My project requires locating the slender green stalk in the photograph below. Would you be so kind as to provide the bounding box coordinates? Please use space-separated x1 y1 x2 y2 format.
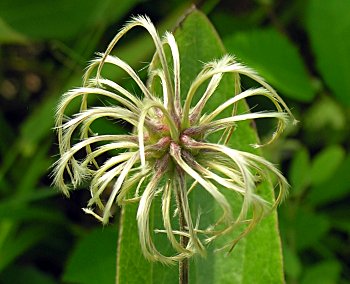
174 168 189 284
179 256 189 284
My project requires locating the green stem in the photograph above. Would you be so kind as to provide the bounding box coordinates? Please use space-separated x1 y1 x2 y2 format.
174 168 189 284
179 256 189 284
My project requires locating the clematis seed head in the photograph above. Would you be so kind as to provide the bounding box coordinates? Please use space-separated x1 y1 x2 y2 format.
52 15 296 264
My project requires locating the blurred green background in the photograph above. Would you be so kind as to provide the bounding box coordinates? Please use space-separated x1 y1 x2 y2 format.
0 0 349 283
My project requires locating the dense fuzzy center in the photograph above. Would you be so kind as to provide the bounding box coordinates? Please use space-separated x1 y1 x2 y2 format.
143 109 205 172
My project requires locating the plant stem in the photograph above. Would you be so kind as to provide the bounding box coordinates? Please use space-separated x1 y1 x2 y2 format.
179 219 189 284
175 168 189 284
179 256 189 284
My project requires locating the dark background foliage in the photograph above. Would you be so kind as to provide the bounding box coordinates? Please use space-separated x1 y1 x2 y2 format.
0 0 349 283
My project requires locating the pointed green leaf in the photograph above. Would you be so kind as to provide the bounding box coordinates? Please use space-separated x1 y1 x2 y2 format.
0 0 140 40
0 17 27 43
224 29 315 102
301 261 341 284
292 209 330 251
288 147 311 196
63 227 118 284
310 145 345 186
283 246 302 279
1 265 56 284
118 9 285 284
308 155 350 206
0 225 49 272
304 96 346 132
307 0 350 104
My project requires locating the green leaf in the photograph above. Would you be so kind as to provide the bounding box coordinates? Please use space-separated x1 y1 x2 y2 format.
0 187 59 205
310 145 345 186
0 0 140 40
301 261 341 284
288 147 311 196
0 225 49 272
303 96 347 146
283 245 302 279
63 227 118 284
0 111 14 156
118 9 285 284
0 17 27 43
293 209 330 251
1 265 56 284
308 155 350 206
307 0 350 104
117 206 147 283
16 143 52 194
304 96 346 132
333 218 350 235
224 29 315 101
0 205 65 223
